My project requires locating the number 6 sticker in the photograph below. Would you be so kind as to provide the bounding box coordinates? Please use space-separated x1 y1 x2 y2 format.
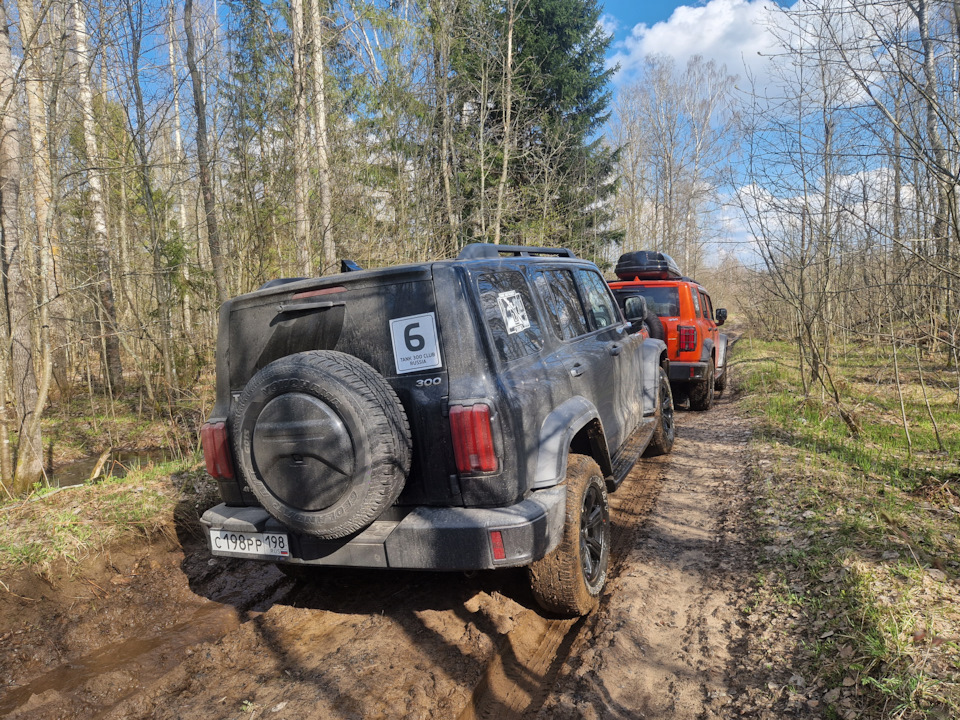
390 313 442 374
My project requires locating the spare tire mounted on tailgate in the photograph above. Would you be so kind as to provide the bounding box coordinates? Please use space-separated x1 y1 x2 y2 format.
231 350 412 539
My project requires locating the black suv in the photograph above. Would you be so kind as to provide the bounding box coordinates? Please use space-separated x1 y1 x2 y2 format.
200 244 674 616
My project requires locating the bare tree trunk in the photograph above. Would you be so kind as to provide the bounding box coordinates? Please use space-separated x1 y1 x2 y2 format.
432 0 459 253
168 1 192 330
16 0 54 452
0 0 44 491
493 0 516 245
0 356 12 493
72 0 123 395
290 0 312 275
126 0 176 396
184 0 228 304
308 0 335 273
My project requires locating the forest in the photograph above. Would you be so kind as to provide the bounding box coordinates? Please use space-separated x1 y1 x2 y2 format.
1 0 958 495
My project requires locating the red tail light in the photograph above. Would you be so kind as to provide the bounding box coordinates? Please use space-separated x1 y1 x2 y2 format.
678 326 697 352
201 421 235 480
449 404 498 473
490 530 506 560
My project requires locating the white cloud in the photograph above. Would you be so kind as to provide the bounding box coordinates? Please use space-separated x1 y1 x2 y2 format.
599 13 619 38
610 0 787 85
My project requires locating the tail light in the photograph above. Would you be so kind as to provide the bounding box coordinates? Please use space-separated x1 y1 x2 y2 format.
449 404 498 473
490 530 507 560
201 421 235 480
678 326 697 352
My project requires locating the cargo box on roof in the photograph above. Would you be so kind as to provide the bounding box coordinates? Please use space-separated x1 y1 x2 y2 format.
614 251 682 281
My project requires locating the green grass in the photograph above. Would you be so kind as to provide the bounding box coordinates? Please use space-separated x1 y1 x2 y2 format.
0 457 207 574
737 337 960 719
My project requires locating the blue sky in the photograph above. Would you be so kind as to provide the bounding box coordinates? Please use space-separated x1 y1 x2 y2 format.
597 0 791 86
602 0 690 32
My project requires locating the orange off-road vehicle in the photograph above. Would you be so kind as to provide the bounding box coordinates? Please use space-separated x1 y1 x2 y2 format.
608 251 728 411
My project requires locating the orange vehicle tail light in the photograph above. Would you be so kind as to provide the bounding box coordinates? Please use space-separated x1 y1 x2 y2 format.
201 422 235 480
678 326 697 352
449 404 498 473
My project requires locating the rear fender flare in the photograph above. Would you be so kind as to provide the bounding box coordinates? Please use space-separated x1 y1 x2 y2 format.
702 336 715 365
533 397 611 488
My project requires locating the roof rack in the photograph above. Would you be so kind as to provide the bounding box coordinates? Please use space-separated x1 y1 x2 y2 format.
456 243 577 260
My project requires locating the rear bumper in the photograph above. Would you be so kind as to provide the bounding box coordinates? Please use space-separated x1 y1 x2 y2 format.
668 361 707 383
200 485 567 571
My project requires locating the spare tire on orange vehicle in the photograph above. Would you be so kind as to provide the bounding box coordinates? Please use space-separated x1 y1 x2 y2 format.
230 350 412 539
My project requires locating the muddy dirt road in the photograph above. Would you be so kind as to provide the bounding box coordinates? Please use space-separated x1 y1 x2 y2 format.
1 391 759 720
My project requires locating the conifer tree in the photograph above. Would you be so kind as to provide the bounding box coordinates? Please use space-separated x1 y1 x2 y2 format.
511 0 619 258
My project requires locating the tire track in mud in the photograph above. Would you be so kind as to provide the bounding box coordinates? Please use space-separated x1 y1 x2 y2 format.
536 391 755 720
455 454 670 720
2 424 680 720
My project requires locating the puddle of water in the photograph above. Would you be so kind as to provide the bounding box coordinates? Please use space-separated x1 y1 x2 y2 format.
50 449 178 487
0 602 240 716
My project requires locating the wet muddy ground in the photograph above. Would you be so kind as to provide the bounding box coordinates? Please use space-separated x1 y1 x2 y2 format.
0 390 762 720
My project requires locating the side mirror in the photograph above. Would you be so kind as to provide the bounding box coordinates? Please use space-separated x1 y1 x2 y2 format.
624 295 648 321
715 308 727 326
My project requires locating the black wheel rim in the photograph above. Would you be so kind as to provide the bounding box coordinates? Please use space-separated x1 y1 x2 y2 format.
580 484 607 585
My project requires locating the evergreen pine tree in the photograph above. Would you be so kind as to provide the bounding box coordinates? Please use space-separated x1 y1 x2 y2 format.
511 0 620 260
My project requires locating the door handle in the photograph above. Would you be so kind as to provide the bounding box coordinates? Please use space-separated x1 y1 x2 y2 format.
570 362 584 377
609 343 622 357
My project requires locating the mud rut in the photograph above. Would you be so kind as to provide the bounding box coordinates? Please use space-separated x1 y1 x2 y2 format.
0 392 753 720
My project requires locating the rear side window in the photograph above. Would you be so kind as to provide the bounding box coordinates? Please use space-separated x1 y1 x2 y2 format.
577 270 620 330
478 272 544 363
618 286 680 317
700 291 713 320
531 269 588 340
690 287 701 317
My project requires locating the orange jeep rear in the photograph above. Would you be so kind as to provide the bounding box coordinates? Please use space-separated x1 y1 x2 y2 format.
609 251 728 411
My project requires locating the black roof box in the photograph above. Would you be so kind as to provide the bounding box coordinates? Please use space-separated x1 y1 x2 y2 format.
614 251 682 281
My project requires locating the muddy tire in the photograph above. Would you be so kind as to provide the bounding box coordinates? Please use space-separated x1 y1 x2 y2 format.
689 357 715 411
644 312 665 341
231 351 411 539
528 455 610 617
644 366 675 457
714 364 727 395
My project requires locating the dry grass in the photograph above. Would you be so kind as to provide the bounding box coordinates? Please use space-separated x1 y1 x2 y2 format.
736 338 960 719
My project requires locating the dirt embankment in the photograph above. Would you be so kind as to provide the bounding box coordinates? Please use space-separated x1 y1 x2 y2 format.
1 389 773 720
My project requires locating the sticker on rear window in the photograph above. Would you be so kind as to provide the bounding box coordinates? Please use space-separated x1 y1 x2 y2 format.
390 313 442 374
497 290 530 335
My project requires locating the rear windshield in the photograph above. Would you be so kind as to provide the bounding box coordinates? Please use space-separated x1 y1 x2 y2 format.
617 286 680 317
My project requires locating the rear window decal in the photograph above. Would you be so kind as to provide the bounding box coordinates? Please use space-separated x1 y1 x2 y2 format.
497 290 531 335
390 313 442 374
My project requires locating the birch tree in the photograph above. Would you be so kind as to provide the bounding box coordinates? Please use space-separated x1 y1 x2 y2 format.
0 0 44 490
72 0 123 394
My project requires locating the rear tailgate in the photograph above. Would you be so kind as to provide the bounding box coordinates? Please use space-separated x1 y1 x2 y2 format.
222 267 463 507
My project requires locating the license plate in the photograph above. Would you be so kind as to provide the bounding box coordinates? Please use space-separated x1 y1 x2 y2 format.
210 529 290 558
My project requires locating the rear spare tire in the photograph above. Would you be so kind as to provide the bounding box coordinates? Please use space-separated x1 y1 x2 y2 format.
644 312 665 341
231 350 411 539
